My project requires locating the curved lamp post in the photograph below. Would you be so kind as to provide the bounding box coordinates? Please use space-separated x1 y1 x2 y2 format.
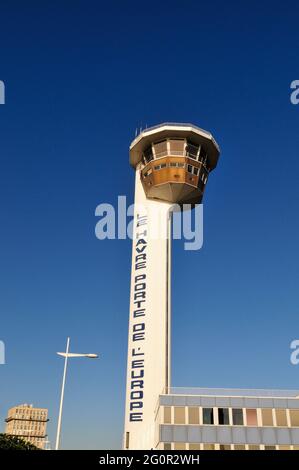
55 337 98 450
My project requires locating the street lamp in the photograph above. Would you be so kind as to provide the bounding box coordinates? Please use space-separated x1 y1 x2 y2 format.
55 337 98 450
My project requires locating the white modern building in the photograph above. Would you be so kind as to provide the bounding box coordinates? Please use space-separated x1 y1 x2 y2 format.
155 387 299 450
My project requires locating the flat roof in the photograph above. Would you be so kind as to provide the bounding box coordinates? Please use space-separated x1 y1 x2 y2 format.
161 387 299 399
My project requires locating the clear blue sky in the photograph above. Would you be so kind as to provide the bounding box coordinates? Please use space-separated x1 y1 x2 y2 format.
0 0 299 450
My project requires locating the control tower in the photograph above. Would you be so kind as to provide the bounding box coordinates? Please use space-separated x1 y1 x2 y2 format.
124 123 220 449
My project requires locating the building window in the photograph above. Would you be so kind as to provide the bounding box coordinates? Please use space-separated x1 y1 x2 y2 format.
234 445 246 450
218 408 229 425
169 139 185 155
248 445 260 450
154 163 167 171
188 444 200 450
219 445 231 450
187 164 193 173
199 147 207 163
188 407 199 425
203 408 214 425
186 141 199 160
143 146 153 163
174 443 186 450
203 444 215 450
170 162 185 168
153 140 168 158
264 446 276 450
232 408 243 425
275 409 287 427
246 409 258 426
261 409 273 426
164 407 171 424
174 407 185 424
164 443 171 450
193 167 199 176
290 410 299 426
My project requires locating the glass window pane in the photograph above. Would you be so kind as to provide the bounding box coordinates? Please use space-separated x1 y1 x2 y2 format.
186 141 199 159
199 146 207 162
220 445 231 450
218 408 230 425
248 445 260 450
203 444 215 450
164 443 171 450
187 164 193 173
174 407 185 424
203 408 214 425
246 409 257 426
189 444 201 450
290 410 299 426
169 139 185 155
164 407 171 424
232 409 243 425
154 140 168 158
261 409 273 426
143 146 153 163
174 443 185 450
234 445 246 450
188 407 199 424
275 409 287 427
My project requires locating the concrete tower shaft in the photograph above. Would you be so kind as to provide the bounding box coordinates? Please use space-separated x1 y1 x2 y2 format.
124 123 220 450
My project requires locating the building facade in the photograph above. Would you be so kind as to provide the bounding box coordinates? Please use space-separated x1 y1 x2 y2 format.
155 388 299 450
5 403 49 449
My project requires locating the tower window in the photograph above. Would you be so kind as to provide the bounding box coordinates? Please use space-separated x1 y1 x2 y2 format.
186 141 199 159
169 139 185 155
153 140 168 158
187 164 193 173
143 146 153 163
199 146 207 163
154 163 167 170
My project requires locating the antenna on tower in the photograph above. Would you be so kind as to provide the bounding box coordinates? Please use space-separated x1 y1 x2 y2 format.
135 128 138 137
